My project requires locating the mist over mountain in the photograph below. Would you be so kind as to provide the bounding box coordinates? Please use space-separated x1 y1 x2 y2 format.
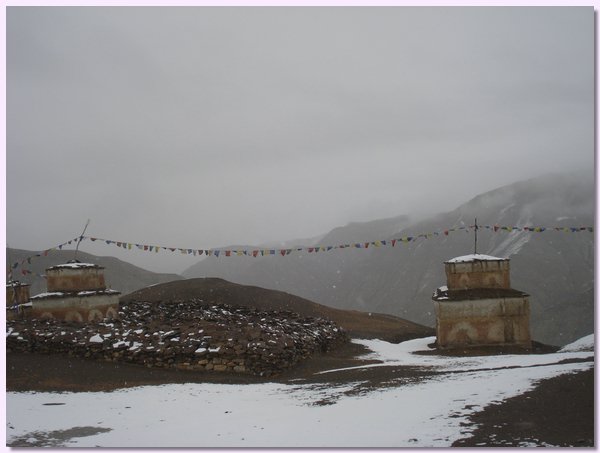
6 249 183 296
183 172 594 346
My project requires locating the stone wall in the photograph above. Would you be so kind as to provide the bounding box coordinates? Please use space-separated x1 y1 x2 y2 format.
6 299 349 377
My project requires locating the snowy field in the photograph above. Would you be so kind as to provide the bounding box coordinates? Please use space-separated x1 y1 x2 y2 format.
6 335 594 448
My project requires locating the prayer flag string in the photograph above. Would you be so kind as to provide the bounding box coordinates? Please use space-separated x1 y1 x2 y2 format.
7 224 593 278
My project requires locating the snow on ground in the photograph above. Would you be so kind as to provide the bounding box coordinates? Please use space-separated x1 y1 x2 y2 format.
6 335 594 448
322 336 594 374
559 333 594 352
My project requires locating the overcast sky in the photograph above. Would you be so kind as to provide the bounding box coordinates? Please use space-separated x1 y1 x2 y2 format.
6 6 594 273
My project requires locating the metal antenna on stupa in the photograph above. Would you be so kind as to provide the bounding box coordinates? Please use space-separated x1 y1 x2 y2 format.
473 217 478 255
72 219 90 262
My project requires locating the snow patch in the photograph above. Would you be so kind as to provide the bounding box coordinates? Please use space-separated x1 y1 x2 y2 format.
446 254 505 263
559 334 594 352
30 292 65 299
89 334 103 343
50 262 100 269
129 342 143 351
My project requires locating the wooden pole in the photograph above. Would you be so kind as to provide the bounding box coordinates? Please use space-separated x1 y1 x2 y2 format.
474 217 478 255
73 219 90 262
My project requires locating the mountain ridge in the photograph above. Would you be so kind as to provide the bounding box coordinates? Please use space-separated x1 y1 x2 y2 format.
183 171 594 346
6 248 183 296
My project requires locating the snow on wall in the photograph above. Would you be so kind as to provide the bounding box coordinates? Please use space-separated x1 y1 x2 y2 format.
446 254 506 263
49 263 102 269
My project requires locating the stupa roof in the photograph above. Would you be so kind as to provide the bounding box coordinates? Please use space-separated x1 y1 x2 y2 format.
445 254 507 264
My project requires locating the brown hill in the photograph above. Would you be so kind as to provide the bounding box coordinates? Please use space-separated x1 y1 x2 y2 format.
121 278 433 342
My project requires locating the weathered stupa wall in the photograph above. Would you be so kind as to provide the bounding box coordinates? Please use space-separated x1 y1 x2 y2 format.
434 297 531 348
445 259 510 290
27 262 120 322
46 266 106 292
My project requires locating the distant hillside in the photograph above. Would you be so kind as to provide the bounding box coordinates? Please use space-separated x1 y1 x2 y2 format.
6 248 183 296
182 172 594 346
121 278 434 342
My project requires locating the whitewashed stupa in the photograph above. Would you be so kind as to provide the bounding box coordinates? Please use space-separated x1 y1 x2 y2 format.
28 260 120 322
432 254 531 349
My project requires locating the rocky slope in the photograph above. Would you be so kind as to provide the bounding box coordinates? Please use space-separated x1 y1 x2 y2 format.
7 278 432 377
121 277 434 342
7 300 347 378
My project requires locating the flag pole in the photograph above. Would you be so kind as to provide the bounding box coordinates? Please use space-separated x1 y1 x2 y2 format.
474 217 478 255
73 219 90 262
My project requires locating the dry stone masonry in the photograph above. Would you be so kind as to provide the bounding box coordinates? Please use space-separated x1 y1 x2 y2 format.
6 299 348 377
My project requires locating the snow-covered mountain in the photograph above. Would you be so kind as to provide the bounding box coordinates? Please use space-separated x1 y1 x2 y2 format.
183 172 594 346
